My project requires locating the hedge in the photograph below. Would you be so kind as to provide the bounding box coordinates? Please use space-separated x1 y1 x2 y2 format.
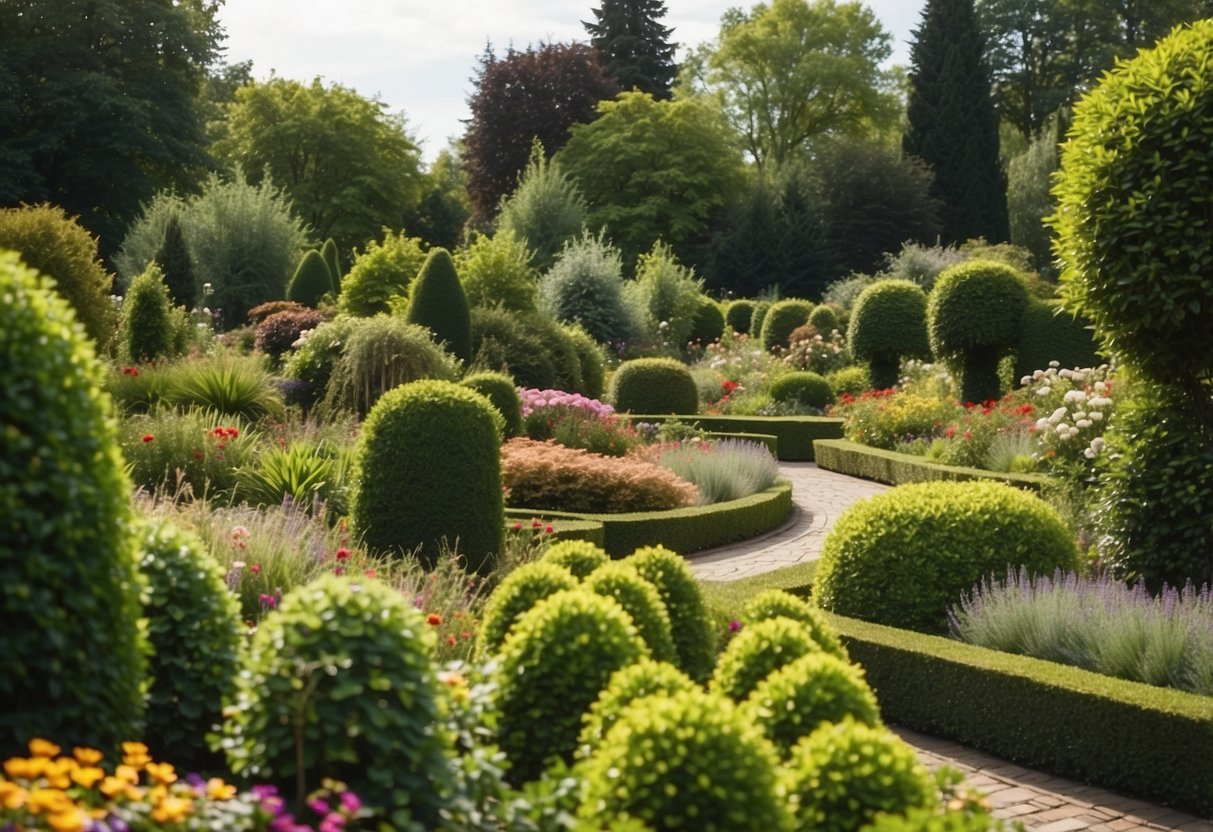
503 515 606 549
812 439 1049 491
628 415 843 461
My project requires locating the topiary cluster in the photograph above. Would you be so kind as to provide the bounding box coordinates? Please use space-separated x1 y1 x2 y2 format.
726 299 756 334
476 561 579 656
848 280 931 390
585 561 677 664
610 357 699 415
741 590 847 660
808 304 840 336
687 296 725 347
541 538 610 579
120 264 176 363
768 371 834 409
749 300 772 341
1013 301 1101 381
578 659 698 753
759 299 814 353
286 249 335 307
254 308 326 363
406 247 473 364
711 617 825 702
461 370 524 437
814 480 1081 632
627 546 717 682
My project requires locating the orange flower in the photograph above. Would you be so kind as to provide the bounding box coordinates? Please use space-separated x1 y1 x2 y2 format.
72 748 103 766
120 743 149 768
205 777 236 801
0 781 27 809
70 767 104 789
28 739 60 759
144 761 176 786
426 613 442 626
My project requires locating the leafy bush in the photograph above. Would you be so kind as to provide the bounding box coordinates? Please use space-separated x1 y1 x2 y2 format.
726 299 756 334
338 230 427 317
164 353 285 421
286 249 335 307
610 357 699 415
585 561 678 663
539 231 639 345
808 304 840 335
880 241 966 292
462 371 524 437
749 300 772 339
783 325 850 376
477 561 578 656
827 365 871 398
833 388 961 450
564 324 607 399
496 142 588 273
233 440 350 516
120 409 255 499
741 590 847 660
647 439 778 504
688 296 726 347
578 659 697 753
405 247 472 364
769 371 834 409
279 316 359 409
254 308 326 363
712 617 826 701
759 299 814 353
247 300 307 324
849 280 932 389
469 307 582 392
456 229 539 312
814 481 1081 632
625 241 704 348
541 538 610 578
120 264 176 363
1013 301 1101 384
627 546 717 682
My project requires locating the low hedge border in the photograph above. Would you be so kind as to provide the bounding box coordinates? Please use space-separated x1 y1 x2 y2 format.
813 439 1051 490
825 611 1213 816
504 516 606 548
506 479 793 556
628 415 843 461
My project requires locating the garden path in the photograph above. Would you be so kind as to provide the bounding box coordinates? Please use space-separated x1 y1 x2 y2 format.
689 462 1212 831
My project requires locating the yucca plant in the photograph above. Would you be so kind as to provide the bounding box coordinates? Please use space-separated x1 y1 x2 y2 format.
234 441 351 516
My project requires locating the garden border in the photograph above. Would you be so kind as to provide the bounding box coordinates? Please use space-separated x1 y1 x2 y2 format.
813 438 1050 490
626 414 843 461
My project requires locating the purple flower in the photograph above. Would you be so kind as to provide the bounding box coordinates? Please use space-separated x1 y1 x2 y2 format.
339 791 362 814
307 798 331 816
728 619 742 632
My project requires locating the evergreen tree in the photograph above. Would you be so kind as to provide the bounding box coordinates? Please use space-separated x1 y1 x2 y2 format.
154 213 196 309
903 0 1008 245
583 0 678 100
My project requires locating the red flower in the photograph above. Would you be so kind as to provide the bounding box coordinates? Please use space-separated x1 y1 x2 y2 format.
141 434 154 443
544 525 554 534
122 367 140 377
531 518 542 528
249 564 261 574
446 635 457 646
512 521 523 531
333 566 344 576
364 569 376 578
334 547 351 561
426 613 443 626
192 450 204 460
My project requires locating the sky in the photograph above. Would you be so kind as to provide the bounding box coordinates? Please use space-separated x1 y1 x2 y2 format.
217 0 924 163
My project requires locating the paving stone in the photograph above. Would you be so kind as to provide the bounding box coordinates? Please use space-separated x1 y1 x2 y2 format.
1032 819 1093 832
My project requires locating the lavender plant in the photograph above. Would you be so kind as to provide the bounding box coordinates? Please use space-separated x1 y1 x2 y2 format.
648 439 779 504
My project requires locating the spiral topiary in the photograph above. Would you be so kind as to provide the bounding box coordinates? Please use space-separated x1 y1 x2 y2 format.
808 304 840 336
494 590 649 782
476 561 578 656
541 538 610 579
610 357 699 415
406 247 473 364
782 719 937 832
759 299 814 352
711 617 825 702
741 590 846 660
768 371 834 409
138 518 242 771
626 546 716 682
579 690 790 831
286 249 335 307
120 263 176 363
350 379 504 572
848 280 931 390
726 299 756 334
578 659 698 753
585 561 677 664
740 652 881 754
461 370 524 437
0 251 145 755
221 574 453 824
814 480 1081 632
687 296 725 347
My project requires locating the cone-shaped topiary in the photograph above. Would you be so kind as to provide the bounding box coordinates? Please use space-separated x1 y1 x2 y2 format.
138 518 241 771
406 247 473 364
579 690 791 831
759 299 814 352
221 574 453 821
627 546 716 682
320 237 342 289
610 357 699 415
849 280 931 390
0 251 145 755
741 590 846 660
286 249 335 308
808 304 840 336
494 590 649 782
462 370 524 437
726 299 756 334
351 379 504 571
154 213 196 309
585 561 677 664
578 659 698 754
541 538 610 579
121 263 175 363
711 617 825 702
477 561 578 656
768 371 834 409
688 296 725 347
1013 300 1101 381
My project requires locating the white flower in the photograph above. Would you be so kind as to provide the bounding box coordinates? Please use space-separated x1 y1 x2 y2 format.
1090 437 1106 452
1049 407 1068 425
1089 412 1104 422
1093 381 1108 394
1020 375 1033 386
1036 386 1053 396
1075 419 1093 429
1049 360 1060 368
1033 369 1046 380
1035 417 1050 431
1064 390 1087 404
1084 447 1098 459
1072 411 1087 421
1088 396 1113 409
1060 368 1074 379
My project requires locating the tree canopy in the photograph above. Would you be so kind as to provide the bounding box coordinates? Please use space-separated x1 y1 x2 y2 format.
584 0 679 99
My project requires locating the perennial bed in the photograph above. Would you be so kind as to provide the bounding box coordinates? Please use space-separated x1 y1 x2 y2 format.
813 438 1049 490
626 414 843 461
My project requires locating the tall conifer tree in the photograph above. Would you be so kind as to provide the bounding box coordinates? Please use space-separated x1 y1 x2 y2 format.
583 0 678 100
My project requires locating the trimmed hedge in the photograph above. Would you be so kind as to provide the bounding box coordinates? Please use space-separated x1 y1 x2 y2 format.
629 414 843 461
813 439 1049 491
505 512 605 548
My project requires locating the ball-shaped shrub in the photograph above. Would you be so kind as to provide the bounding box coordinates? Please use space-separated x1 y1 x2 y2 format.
351 379 504 572
782 719 936 832
741 590 846 660
221 574 452 821
711 617 825 701
138 519 242 770
578 659 697 752
564 324 607 399
848 280 931 390
406 247 473 364
541 538 610 579
585 561 677 664
0 251 144 754
610 357 699 415
768 371 834 409
477 561 578 656
338 230 426 317
759 299 814 352
579 690 790 831
808 304 840 336
815 481 1081 632
749 300 772 340
120 264 176 363
462 370 524 437
286 249 335 307
687 296 725 346
627 546 716 682
255 308 326 363
726 299 756 334
827 365 871 398
740 652 881 754
927 261 1029 404
1013 300 1101 381
494 590 649 782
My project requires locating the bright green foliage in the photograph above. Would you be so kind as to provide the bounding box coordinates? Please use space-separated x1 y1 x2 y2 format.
0 252 144 754
726 299 756 333
741 590 847 660
1007 113 1064 274
849 280 931 389
815 481 1080 632
862 806 1005 832
712 617 825 701
155 213 196 308
750 300 773 338
579 690 791 831
234 440 349 516
119 408 255 499
470 307 584 392
808 304 840 335
539 231 639 345
579 659 697 752
927 260 1029 403
610 357 699 414
456 230 539 313
477 561 579 656
564 324 608 398
585 561 678 663
286 249 334 307
769 371 834 409
496 143 588 273
281 316 359 409
494 590 649 782
626 241 705 347
627 546 717 682
339 230 427 317
120 264 176 363
138 519 241 771
165 353 285 422
221 574 452 824
760 299 814 352
828 365 871 398
783 719 936 831
1013 301 1100 380
541 539 611 579
688 297 726 347
405 248 473 364
351 380 504 571
740 652 881 753
584 0 678 99
462 371 524 437
320 237 342 287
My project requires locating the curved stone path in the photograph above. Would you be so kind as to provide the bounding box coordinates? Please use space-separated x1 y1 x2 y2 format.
689 463 1212 831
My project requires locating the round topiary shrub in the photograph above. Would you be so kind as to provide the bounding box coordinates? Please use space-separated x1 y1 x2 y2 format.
782 719 937 832
406 247 473 364
476 561 579 656
564 324 607 398
578 659 697 753
687 296 725 347
462 370 524 437
255 308 327 363
741 590 846 660
120 263 176 363
584 561 677 664
626 546 716 682
808 304 840 336
0 251 145 754
541 538 610 579
815 481 1081 632
848 280 931 390
221 574 452 823
711 617 825 701
138 518 242 771
350 379 504 572
1013 300 1101 381
579 690 790 831
610 357 699 415
827 365 871 399
320 237 342 287
759 299 814 352
927 261 1029 404
494 590 649 782
286 249 335 307
726 299 756 334
740 652 881 754
768 371 834 409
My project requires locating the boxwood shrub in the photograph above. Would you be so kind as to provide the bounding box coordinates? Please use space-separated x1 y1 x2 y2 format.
476 561 578 656
585 561 677 663
627 546 716 682
741 589 846 660
578 659 697 753
711 617 825 701
610 357 699 415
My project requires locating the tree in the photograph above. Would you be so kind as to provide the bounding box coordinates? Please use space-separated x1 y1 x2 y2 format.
403 146 471 251
154 212 196 308
1006 109 1066 274
0 0 223 254
904 0 1008 245
463 42 619 223
497 142 589 273
584 0 679 99
213 77 424 256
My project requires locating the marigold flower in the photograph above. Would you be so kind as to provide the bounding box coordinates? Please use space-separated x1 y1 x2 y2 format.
5 756 41 780
151 795 193 825
426 613 442 626
144 761 176 785
28 739 61 758
46 808 86 832
70 766 104 789
71 747 103 766
121 742 149 768
0 780 27 809
141 434 154 443
446 635 457 646
28 787 73 814
43 758 76 789
205 777 236 800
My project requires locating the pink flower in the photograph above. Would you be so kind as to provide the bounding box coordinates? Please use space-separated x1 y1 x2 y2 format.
334 547 351 561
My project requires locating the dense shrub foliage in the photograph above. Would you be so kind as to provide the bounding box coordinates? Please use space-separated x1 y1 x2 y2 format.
726 299 756 333
477 561 579 656
470 307 583 392
848 280 931 389
285 249 335 307
120 264 176 363
769 371 834 409
461 370 524 437
585 561 678 663
254 308 326 363
541 538 610 578
760 299 814 353
627 546 717 682
578 659 698 752
610 357 699 415
405 247 473 364
1013 301 1101 383
711 616 825 701
455 230 539 313
741 590 847 660
338 230 427 317
539 231 638 345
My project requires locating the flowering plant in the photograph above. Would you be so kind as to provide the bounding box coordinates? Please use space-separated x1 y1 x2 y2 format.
782 326 850 375
518 388 640 457
1022 363 1116 474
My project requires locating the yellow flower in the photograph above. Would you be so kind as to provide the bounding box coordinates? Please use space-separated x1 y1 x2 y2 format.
72 748 103 767
3 756 41 780
27 787 73 814
46 808 87 832
120 742 150 768
144 761 177 786
151 795 193 825
205 778 237 801
70 767 105 789
43 758 77 790
28 739 61 759
0 781 27 809
114 765 141 786
99 776 143 802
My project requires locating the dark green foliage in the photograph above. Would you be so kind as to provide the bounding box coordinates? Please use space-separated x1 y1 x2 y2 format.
849 280 931 389
254 308 327 363
470 307 584 392
406 248 473 364
741 590 847 660
927 260 1029 403
154 213 196 308
760 299 814 352
121 264 175 363
494 590 648 781
768 372 834 409
338 231 427 317
583 0 678 99
280 316 359 409
585 561 677 663
808 304 840 335
0 252 144 754
462 371 524 437
579 659 697 752
627 546 716 682
687 297 725 347
286 249 334 307
138 519 241 771
750 301 772 339
726 300 756 334
320 237 342 288
221 574 453 824
541 539 611 579
564 325 608 399
351 380 504 570
1013 301 1101 379
813 438 1050 490
495 144 588 274
712 617 825 702
477 561 579 656
814 480 1080 632
539 232 639 346
610 358 699 415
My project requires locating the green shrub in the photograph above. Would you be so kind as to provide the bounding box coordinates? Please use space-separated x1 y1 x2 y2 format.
649 438 779 504
625 241 704 348
280 316 359 409
564 324 607 398
815 480 1080 632
496 142 588 273
742 590 847 660
740 652 881 753
233 440 350 516
470 307 583 392
138 518 241 770
769 371 834 409
120 264 176 363
578 659 698 752
462 370 524 437
286 249 335 307
828 365 871 398
760 299 814 353
688 296 726 347
585 561 677 663
808 304 840 335
727 299 756 334
927 261 1029 404
165 353 285 421
749 300 772 341
782 719 936 831
540 538 610 578
494 590 648 782
712 617 825 701
1013 300 1101 380
610 357 699 415
579 690 790 831
156 212 197 308
626 546 716 682
120 408 255 499
849 280 932 389
539 231 639 345
351 379 504 571
0 252 144 754
405 247 473 364
456 229 539 313
221 574 452 824
254 308 326 364
477 561 579 656
338 230 427 317
320 237 342 287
